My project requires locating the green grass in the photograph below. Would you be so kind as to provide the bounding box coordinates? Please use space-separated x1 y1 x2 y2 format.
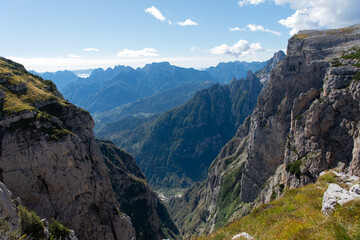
0 58 68 115
18 205 46 239
285 159 302 178
342 47 360 61
215 162 245 229
293 33 310 39
193 172 360 240
353 71 360 81
49 219 70 240
0 219 20 239
331 58 343 67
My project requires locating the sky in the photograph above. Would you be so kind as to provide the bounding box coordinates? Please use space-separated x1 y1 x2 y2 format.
1 0 359 72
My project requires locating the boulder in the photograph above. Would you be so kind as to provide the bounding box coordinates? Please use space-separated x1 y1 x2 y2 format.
322 183 360 215
232 232 254 240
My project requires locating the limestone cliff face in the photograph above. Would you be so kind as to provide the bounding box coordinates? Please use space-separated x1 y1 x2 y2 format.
97 139 180 240
0 58 135 240
169 24 360 237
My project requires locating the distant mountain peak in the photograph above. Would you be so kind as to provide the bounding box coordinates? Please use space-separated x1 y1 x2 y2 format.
141 61 172 72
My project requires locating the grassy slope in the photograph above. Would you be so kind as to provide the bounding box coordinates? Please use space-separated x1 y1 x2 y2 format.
0 57 81 141
0 57 67 114
193 172 360 240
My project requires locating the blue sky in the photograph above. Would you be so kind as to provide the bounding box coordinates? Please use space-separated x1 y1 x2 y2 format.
1 0 359 72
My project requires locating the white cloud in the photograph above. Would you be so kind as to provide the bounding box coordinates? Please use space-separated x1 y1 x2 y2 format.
68 54 80 58
236 0 360 35
247 24 282 36
275 0 360 35
117 48 159 57
238 0 266 7
229 27 246 31
83 48 99 52
229 24 281 36
177 19 199 26
210 39 263 57
145 6 166 22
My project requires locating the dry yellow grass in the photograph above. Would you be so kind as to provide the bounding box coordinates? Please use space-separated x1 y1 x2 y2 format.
0 58 67 114
193 173 360 240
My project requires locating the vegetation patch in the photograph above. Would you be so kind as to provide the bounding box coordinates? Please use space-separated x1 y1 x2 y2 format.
331 58 343 67
215 162 245 229
285 159 302 178
18 205 45 239
294 33 310 39
342 47 360 61
0 219 20 239
49 219 70 240
0 58 68 116
353 71 360 81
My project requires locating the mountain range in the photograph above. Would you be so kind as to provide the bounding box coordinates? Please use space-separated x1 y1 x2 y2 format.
205 60 267 83
62 62 219 113
29 70 81 91
32 60 268 117
96 52 284 190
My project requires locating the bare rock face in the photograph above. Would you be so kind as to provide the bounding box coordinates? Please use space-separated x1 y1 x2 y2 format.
0 57 135 240
169 24 360 237
0 182 18 226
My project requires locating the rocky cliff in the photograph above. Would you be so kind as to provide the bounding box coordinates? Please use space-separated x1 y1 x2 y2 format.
0 57 135 240
169 24 360 237
97 139 180 240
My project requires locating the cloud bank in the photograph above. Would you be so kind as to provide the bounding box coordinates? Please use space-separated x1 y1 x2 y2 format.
276 0 360 35
229 24 281 36
210 39 263 57
117 48 159 57
238 0 360 35
68 54 80 58
238 0 266 7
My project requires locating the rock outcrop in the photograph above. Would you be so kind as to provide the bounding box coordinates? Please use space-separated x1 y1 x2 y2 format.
0 182 18 227
232 232 254 240
0 57 135 239
257 50 286 84
169 24 360 237
322 183 360 215
97 139 180 240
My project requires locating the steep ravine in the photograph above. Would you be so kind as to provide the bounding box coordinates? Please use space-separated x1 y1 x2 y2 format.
98 139 180 240
169 25 360 237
